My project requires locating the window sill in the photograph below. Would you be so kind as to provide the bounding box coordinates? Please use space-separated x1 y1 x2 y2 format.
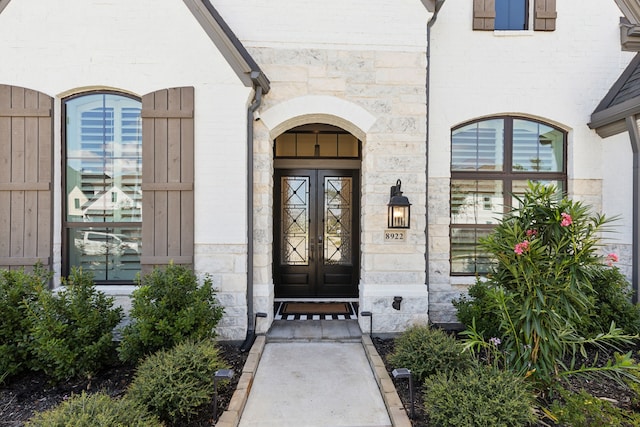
493 30 534 37
450 276 480 286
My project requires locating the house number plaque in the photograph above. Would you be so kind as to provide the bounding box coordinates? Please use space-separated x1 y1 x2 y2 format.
384 230 406 242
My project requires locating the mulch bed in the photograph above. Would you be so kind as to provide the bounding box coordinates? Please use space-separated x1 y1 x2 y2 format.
0 342 248 427
3 337 640 426
371 336 640 427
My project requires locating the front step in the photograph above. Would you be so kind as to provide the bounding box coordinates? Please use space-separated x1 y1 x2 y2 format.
266 319 363 342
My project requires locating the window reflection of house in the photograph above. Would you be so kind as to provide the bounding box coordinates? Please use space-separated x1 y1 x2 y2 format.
67 186 88 218
82 186 142 222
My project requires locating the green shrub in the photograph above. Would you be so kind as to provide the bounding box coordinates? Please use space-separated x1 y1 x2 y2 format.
118 263 224 363
26 391 163 427
26 267 123 382
549 388 640 427
423 365 536 427
0 265 50 381
586 266 640 336
127 339 229 425
452 279 500 339
387 324 472 382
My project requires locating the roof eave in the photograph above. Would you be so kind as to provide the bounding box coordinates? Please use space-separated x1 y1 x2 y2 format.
0 0 11 15
615 0 640 25
589 97 640 137
182 0 270 94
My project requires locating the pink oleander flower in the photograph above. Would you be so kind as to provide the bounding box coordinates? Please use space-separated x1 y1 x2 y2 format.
560 212 573 227
526 229 537 238
606 253 619 266
514 240 530 255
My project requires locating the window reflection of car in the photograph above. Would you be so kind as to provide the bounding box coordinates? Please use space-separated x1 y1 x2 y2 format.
75 232 140 256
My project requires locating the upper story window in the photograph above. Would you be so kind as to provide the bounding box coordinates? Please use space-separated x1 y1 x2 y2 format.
473 0 556 32
63 92 142 283
450 116 566 275
495 0 527 30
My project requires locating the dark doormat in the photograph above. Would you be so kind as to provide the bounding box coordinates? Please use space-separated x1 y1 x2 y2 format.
275 302 358 320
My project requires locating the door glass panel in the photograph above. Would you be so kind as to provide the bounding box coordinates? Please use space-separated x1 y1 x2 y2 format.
337 134 359 157
281 176 309 265
324 177 352 265
296 134 316 157
318 134 338 157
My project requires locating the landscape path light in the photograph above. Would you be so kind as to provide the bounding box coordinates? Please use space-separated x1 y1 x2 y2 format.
213 369 234 422
392 367 414 419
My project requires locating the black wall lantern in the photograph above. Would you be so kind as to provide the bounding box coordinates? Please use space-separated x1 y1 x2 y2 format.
387 179 411 229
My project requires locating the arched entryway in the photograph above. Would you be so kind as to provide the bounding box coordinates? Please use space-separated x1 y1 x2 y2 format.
273 124 361 299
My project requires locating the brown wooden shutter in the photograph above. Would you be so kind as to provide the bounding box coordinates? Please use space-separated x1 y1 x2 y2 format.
0 85 53 271
534 0 557 31
473 0 495 31
140 87 194 272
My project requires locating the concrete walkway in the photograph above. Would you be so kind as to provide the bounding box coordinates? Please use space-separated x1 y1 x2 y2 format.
215 320 410 427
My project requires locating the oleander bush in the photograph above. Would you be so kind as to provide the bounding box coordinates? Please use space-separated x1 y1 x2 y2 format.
118 263 224 363
127 339 229 425
455 183 639 386
423 364 536 427
26 391 163 427
26 267 123 382
0 265 50 382
388 324 472 382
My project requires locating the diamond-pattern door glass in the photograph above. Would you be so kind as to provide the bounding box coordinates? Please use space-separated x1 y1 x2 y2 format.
281 177 309 265
324 177 352 265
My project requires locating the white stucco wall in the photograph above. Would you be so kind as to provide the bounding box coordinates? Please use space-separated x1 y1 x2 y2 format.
0 0 253 339
428 0 636 322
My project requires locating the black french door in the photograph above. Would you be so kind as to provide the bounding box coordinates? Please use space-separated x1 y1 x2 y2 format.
274 169 359 298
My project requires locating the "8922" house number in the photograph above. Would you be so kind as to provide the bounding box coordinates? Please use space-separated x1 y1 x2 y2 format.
384 230 406 242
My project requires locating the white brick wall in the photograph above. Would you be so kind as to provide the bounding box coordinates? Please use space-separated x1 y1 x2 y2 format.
427 0 636 323
0 0 253 339
1 0 635 336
